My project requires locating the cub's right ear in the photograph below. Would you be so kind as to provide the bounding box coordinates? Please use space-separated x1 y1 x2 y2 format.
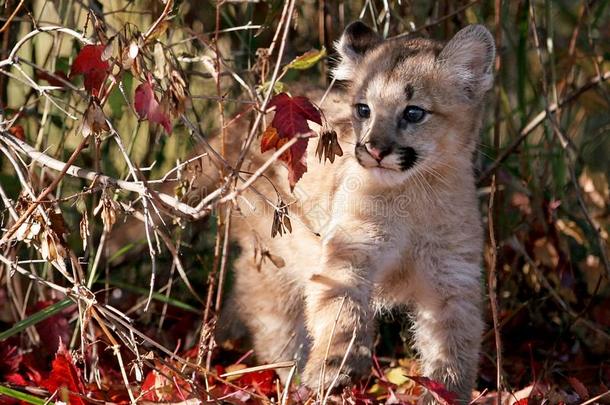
333 21 382 81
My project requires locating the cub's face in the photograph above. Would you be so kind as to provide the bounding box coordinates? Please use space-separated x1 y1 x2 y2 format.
334 22 495 185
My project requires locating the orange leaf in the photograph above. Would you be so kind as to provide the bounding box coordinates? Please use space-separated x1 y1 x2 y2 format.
261 126 279 153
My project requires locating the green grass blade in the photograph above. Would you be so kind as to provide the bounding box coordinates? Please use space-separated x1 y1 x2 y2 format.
0 385 51 405
99 279 200 313
0 298 74 341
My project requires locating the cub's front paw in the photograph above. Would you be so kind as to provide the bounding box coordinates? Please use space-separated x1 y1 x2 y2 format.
301 343 372 391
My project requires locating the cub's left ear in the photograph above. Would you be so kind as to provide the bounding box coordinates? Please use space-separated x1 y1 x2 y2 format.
333 21 382 81
437 25 496 100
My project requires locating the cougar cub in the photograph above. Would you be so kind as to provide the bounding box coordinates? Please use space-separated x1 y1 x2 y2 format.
216 22 495 402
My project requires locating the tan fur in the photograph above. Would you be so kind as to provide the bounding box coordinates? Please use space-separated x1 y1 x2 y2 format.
210 23 495 403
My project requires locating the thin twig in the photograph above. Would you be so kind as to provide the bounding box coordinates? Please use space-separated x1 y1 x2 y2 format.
487 175 503 405
477 70 610 185
0 135 89 246
1 132 200 218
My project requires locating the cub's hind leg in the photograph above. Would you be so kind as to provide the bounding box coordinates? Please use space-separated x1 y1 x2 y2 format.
215 254 308 378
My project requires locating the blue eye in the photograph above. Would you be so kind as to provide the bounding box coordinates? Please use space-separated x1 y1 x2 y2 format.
355 103 371 119
403 106 426 123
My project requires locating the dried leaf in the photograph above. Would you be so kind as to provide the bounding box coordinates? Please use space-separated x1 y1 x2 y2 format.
82 99 110 137
316 128 343 163
168 70 188 115
265 251 286 268
14 218 42 244
80 212 89 251
579 170 609 209
94 193 120 231
122 40 139 70
153 42 166 79
40 229 68 264
271 199 291 238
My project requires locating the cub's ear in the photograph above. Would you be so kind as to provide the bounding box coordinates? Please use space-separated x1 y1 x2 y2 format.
333 21 382 81
437 24 496 100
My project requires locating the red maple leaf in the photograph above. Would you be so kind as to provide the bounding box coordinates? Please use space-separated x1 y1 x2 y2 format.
69 44 109 96
235 369 276 396
406 376 458 405
134 78 172 134
261 93 321 190
140 365 191 401
41 342 86 405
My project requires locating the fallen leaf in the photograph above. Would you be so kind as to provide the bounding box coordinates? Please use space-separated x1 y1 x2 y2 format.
140 365 191 401
406 376 458 405
42 341 86 405
235 369 276 396
385 367 409 386
70 44 110 96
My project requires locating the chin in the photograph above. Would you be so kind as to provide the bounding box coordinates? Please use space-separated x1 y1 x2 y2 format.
362 165 410 188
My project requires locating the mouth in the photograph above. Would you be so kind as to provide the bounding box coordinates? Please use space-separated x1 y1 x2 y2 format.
354 144 418 172
355 151 396 171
